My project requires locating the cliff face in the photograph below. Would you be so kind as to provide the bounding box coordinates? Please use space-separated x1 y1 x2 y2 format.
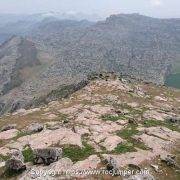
0 36 41 114
0 36 40 94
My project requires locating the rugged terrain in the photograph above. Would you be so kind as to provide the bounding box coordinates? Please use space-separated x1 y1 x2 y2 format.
0 14 180 115
30 14 180 84
0 75 179 179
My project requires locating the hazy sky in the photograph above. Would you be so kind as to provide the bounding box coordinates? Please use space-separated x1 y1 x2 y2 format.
0 0 179 18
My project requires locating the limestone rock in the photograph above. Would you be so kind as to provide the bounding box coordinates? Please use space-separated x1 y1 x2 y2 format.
11 150 24 162
5 159 26 172
26 123 44 134
143 110 168 121
0 129 19 140
100 135 125 151
166 116 180 124
33 147 63 165
104 156 119 171
72 155 101 171
6 128 82 150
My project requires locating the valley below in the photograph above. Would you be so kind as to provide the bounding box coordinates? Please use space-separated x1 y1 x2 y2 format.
165 73 180 89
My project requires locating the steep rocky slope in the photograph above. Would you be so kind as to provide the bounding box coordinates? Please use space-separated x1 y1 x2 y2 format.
0 35 89 115
30 14 180 84
0 36 42 115
0 14 180 116
0 75 179 179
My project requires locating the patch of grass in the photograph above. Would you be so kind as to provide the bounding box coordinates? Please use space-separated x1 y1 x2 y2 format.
117 124 149 151
143 119 180 132
143 119 163 127
164 122 180 132
14 131 32 140
117 125 139 139
130 107 147 116
22 147 34 163
63 142 95 162
0 154 10 161
101 114 126 122
113 142 136 154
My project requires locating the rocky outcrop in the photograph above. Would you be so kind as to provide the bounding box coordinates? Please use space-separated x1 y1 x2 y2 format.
5 159 26 173
25 123 44 134
5 150 26 173
33 148 62 165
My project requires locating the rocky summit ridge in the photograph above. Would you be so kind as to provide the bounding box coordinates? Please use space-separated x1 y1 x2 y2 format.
0 75 179 179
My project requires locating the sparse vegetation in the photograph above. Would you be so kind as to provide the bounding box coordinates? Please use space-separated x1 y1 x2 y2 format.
131 139 150 150
22 146 34 163
143 119 180 132
14 131 32 140
117 125 139 139
113 142 136 154
117 124 149 151
101 114 126 122
164 122 180 132
143 119 163 127
63 142 95 162
0 154 10 161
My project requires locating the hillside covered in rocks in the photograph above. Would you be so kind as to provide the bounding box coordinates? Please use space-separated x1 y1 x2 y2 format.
0 14 180 115
0 75 179 179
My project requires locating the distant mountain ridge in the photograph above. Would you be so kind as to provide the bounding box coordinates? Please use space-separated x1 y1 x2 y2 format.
0 13 180 115
30 13 180 84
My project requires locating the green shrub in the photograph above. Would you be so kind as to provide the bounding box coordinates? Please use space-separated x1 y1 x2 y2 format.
22 147 34 163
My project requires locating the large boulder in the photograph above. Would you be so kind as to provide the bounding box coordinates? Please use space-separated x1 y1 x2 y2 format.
11 150 24 162
100 135 125 151
26 123 44 134
33 147 62 165
165 116 180 124
5 150 26 173
5 159 26 172
103 156 119 172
